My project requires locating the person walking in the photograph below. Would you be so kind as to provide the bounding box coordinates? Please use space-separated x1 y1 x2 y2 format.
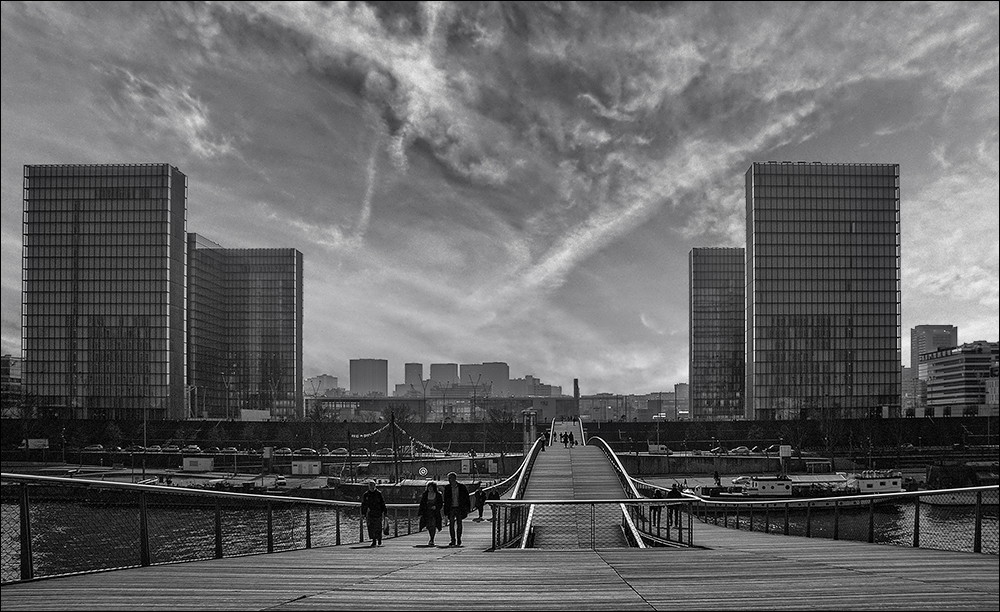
665 483 683 526
418 481 443 546
568 431 575 447
473 485 487 521
360 480 387 547
443 471 471 547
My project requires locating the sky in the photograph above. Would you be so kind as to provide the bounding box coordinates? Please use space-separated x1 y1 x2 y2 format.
1 1 998 396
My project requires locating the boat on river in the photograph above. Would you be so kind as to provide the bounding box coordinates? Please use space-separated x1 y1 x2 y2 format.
687 470 904 509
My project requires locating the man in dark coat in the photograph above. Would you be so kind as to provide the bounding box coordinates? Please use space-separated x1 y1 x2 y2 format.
360 480 387 547
442 471 471 546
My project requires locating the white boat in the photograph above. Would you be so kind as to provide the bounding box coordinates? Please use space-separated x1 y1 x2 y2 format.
690 470 904 509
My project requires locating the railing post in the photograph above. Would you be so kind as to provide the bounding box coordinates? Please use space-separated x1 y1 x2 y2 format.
783 504 789 536
335 506 341 546
748 505 754 532
912 496 920 548
267 501 274 553
214 500 223 558
305 506 312 550
393 508 399 538
833 502 840 541
591 503 596 549
867 498 875 544
359 508 364 543
974 491 982 554
18 482 34 581
805 502 812 538
764 505 770 534
139 490 150 567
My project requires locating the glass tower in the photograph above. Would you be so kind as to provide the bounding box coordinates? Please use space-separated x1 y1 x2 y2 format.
689 247 746 420
745 162 901 420
187 235 304 420
22 164 188 420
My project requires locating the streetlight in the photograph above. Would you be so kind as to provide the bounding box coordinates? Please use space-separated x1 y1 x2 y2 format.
469 374 482 422
411 380 429 423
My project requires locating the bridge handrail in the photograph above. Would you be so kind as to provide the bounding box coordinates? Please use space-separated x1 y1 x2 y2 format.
587 436 643 499
482 442 541 500
1 471 432 584
509 436 546 500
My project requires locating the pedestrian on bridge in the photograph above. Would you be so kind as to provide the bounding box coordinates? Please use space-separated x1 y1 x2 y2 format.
665 483 683 526
443 472 471 547
361 480 387 547
418 481 443 546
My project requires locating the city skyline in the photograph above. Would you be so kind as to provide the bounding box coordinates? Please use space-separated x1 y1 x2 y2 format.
2 2 998 395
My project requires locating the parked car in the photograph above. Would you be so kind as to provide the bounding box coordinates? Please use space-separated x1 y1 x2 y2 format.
146 445 162 453
162 444 180 453
293 448 319 456
329 447 349 455
181 445 202 454
374 448 394 456
124 445 145 453
219 447 238 454
900 443 916 451
710 446 728 455
730 446 751 455
82 444 105 452
106 445 123 453
274 447 292 456
763 444 781 455
319 447 331 455
203 446 221 454
274 475 287 487
731 475 752 486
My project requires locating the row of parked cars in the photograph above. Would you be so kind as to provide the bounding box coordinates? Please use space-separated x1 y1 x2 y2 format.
704 444 789 456
75 444 396 457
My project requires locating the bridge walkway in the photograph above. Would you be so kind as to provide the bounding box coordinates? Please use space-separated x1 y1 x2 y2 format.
2 511 996 611
518 421 629 548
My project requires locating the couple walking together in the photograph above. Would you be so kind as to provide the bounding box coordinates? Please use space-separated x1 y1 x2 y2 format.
418 472 472 547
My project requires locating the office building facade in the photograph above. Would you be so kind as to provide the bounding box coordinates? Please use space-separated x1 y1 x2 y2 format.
350 358 388 396
187 234 304 420
404 363 423 390
689 247 745 420
745 162 901 420
920 341 999 417
22 164 188 420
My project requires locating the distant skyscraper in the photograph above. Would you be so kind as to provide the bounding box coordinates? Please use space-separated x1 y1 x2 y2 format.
22 164 188 420
350 359 388 396
745 162 901 420
404 363 423 390
429 363 458 388
460 363 484 388
689 247 745 421
910 325 958 379
187 234 304 420
483 362 511 396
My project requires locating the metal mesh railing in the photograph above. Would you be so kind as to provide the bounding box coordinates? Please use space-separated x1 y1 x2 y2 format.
490 499 692 549
690 486 999 555
0 473 421 584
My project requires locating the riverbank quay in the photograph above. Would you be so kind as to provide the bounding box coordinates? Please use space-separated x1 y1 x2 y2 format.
1 510 996 611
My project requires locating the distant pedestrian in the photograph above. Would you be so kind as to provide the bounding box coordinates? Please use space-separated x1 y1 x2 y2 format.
487 487 501 522
666 483 683 526
568 432 575 447
561 432 568 448
417 481 443 546
650 487 664 528
713 471 721 487
443 472 471 547
361 480 387 547
474 485 487 521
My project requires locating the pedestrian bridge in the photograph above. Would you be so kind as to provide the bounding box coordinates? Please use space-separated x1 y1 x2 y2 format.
2 421 997 611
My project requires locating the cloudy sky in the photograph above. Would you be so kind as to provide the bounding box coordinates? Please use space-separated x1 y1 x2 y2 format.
2 1 998 395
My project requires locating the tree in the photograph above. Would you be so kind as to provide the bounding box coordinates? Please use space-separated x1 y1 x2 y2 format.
381 403 411 425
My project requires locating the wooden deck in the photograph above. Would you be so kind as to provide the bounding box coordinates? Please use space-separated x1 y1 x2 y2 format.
2 516 995 611
2 433 997 611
